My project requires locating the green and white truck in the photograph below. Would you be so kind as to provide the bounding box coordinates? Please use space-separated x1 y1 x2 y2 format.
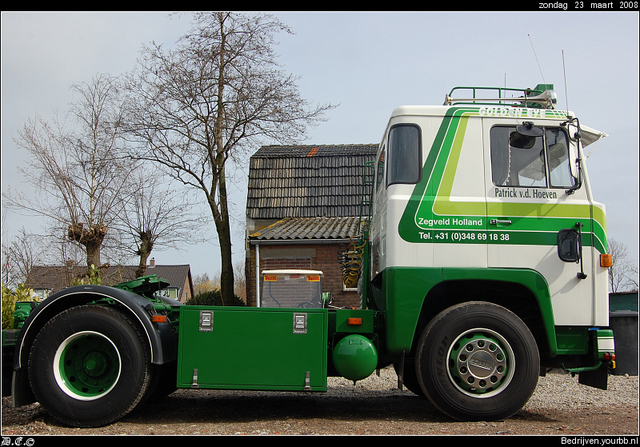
2 84 615 427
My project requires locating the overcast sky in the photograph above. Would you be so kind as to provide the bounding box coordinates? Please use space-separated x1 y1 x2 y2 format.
1 11 638 279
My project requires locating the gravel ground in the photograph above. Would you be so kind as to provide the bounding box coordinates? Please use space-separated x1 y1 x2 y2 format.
2 368 638 436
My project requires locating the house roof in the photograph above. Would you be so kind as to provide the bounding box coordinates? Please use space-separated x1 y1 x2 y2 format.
28 264 193 295
249 216 362 242
246 144 378 220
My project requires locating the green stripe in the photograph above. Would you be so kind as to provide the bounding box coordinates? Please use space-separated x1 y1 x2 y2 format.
398 107 608 253
398 107 470 239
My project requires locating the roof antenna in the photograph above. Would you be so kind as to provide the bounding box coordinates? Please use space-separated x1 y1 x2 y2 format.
528 34 546 84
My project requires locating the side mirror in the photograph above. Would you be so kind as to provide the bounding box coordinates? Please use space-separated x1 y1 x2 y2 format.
558 226 588 279
557 228 581 263
510 122 543 149
516 121 544 137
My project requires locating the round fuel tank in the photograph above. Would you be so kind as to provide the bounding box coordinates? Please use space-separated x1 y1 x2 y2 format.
332 334 378 381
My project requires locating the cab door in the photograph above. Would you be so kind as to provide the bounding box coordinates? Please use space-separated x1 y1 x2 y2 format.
483 117 597 326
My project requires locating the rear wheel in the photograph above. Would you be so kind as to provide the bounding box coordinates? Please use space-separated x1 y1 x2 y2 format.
28 305 152 427
415 301 539 421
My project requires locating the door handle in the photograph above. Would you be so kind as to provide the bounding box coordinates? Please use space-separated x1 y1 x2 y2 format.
489 219 512 225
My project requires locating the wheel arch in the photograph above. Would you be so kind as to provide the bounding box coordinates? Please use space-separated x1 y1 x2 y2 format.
12 285 173 407
414 269 557 360
15 285 171 370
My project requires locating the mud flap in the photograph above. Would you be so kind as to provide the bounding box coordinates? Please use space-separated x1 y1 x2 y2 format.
11 369 36 407
578 362 609 390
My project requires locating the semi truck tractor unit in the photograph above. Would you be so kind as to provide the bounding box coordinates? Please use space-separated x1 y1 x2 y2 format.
3 84 615 427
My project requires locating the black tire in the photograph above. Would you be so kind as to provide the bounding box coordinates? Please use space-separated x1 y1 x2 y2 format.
28 305 152 427
415 301 539 421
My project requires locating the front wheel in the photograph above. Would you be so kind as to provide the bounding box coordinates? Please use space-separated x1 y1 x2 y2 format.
28 305 152 427
415 302 539 421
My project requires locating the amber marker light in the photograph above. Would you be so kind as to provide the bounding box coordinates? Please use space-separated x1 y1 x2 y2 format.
152 315 168 323
600 254 613 268
348 318 363 326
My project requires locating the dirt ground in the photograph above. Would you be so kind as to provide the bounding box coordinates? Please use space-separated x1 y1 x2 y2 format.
2 371 638 436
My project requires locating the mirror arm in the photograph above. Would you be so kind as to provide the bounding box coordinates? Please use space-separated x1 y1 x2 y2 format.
575 222 588 280
566 155 583 195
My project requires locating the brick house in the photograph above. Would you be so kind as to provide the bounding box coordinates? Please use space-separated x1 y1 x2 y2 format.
245 144 377 308
28 259 195 304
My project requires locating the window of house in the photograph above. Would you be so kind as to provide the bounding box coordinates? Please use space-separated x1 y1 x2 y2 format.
159 288 179 300
387 124 421 186
490 125 575 189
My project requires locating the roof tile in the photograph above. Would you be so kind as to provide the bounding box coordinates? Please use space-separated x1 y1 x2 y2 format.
249 217 363 241
247 144 377 219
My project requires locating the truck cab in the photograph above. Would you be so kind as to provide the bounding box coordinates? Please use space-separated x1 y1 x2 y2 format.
366 85 613 420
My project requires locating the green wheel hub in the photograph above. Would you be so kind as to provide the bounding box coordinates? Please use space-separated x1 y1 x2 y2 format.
53 331 122 401
447 328 515 398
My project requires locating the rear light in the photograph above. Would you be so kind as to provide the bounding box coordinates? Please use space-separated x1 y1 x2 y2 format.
347 317 363 326
600 254 613 268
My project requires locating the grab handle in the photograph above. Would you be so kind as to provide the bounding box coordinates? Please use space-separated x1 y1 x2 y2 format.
489 219 512 226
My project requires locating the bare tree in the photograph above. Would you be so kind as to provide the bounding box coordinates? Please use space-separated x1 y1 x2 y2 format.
1 228 46 288
123 12 334 305
608 239 639 293
192 272 221 295
192 260 246 301
4 74 134 274
117 172 207 278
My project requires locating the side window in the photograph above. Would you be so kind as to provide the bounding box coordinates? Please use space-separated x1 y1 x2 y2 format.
387 124 421 186
490 126 545 187
546 128 575 188
375 146 385 192
490 126 575 189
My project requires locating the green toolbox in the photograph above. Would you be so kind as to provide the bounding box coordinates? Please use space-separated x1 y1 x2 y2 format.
177 306 328 391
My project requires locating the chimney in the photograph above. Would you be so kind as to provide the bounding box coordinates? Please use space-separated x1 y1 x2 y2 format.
149 258 155 268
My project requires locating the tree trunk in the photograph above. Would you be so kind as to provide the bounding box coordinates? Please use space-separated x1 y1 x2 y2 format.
84 241 102 272
135 258 148 278
67 223 107 274
212 24 234 307
216 217 234 306
209 163 234 306
216 215 234 306
134 230 154 278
